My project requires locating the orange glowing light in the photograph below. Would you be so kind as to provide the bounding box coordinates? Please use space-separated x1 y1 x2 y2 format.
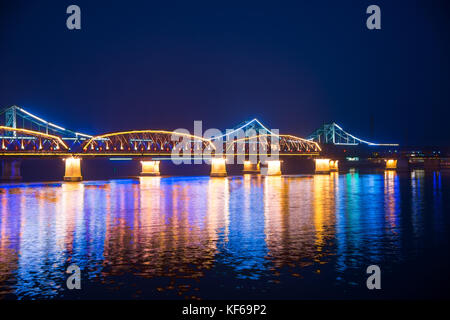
0 126 69 150
83 130 215 151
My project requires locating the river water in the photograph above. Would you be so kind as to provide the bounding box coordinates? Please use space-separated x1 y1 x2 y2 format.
0 170 449 299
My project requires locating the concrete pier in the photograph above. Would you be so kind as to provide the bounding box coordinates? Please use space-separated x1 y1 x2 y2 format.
315 159 339 174
329 160 339 172
210 158 227 177
1 160 22 181
243 160 260 174
261 160 281 176
385 159 397 170
140 160 161 176
64 157 83 181
385 158 410 171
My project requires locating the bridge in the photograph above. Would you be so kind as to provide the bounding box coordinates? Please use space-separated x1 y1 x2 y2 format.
1 105 434 181
0 106 320 156
307 122 398 146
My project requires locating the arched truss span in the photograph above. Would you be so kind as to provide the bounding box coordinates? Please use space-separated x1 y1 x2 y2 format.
82 130 216 154
0 126 69 152
223 134 321 153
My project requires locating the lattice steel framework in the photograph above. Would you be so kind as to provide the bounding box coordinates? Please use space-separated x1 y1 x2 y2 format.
0 126 69 152
307 122 398 146
210 118 276 141
224 134 321 154
82 130 215 154
0 106 330 156
0 105 92 150
212 118 321 154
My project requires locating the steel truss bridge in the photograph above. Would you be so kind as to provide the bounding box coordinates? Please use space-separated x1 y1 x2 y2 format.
0 106 325 158
0 105 398 159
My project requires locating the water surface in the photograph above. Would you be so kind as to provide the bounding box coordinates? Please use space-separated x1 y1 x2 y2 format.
0 170 449 299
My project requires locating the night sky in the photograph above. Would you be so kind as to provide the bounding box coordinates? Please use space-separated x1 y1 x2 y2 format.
1 0 449 145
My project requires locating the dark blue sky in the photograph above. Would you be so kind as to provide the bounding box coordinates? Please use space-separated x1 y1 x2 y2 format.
1 0 449 145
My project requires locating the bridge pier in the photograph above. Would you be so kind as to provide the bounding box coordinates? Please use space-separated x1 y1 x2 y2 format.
315 159 339 174
385 159 397 170
140 160 160 176
243 160 260 174
1 160 22 181
64 157 82 181
210 158 227 177
261 160 281 176
329 160 339 172
385 158 409 171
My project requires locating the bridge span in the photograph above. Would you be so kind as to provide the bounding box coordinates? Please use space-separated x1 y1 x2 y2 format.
1 105 440 181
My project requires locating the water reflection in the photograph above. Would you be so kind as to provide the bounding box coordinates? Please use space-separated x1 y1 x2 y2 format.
432 172 443 236
334 171 403 277
384 171 398 230
313 175 336 267
411 170 425 239
0 171 448 299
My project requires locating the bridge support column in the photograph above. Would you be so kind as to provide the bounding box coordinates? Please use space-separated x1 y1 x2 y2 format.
1 160 22 181
261 160 281 176
64 157 82 182
243 160 260 174
385 158 409 171
315 159 331 174
140 161 160 176
329 160 339 172
385 159 397 170
210 158 227 177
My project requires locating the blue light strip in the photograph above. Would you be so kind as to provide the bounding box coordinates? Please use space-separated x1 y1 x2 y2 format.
210 118 279 141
